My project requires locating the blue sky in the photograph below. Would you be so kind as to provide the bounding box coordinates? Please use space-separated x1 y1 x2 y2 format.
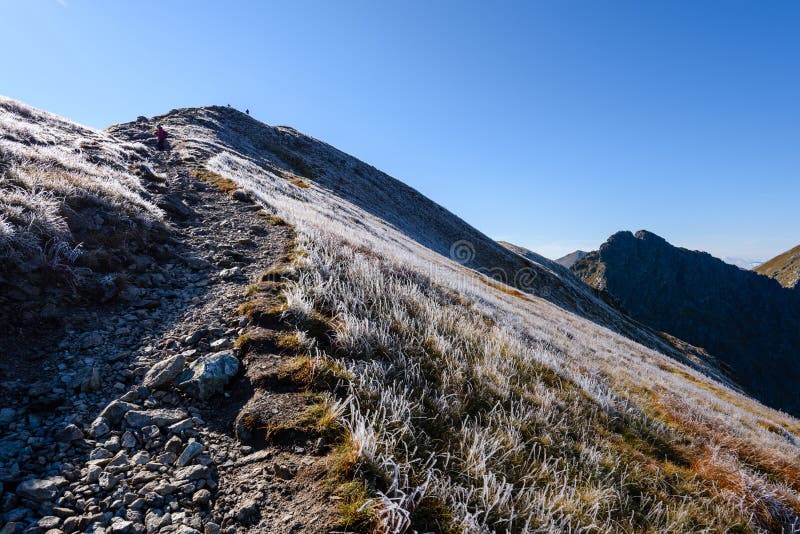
2 1 798 260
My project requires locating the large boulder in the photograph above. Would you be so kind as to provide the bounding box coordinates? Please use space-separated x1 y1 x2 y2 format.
142 354 185 390
175 351 239 400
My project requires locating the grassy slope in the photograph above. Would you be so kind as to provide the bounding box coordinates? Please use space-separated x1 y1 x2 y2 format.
121 105 799 532
755 244 800 289
0 96 164 322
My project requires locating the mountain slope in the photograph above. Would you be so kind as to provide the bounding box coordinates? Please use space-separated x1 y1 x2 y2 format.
755 244 800 289
2 100 800 533
0 96 167 329
124 107 729 381
573 230 800 416
555 249 587 268
111 106 800 532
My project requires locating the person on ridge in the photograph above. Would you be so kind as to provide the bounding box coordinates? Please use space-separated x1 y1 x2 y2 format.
156 125 167 151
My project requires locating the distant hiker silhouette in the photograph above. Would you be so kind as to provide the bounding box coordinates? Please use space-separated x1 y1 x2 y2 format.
156 125 167 151
246 109 249 115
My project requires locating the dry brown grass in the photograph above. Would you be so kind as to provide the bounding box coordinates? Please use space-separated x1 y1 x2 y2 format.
291 177 310 189
483 277 527 299
647 391 800 528
190 168 237 194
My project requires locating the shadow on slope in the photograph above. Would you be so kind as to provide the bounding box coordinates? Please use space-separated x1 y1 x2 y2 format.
574 230 800 416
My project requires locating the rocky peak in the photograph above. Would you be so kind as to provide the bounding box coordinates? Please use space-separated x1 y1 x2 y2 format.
573 229 800 416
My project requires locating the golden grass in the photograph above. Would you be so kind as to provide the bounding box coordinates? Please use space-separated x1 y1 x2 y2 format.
291 177 310 189
191 168 237 194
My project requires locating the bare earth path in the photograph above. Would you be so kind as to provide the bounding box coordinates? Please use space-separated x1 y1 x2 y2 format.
0 120 339 534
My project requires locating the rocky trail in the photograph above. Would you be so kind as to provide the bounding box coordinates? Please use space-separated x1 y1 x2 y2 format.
0 121 340 534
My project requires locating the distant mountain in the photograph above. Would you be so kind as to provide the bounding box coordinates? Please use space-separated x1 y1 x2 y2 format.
556 250 588 268
572 230 800 416
722 256 764 270
755 244 800 289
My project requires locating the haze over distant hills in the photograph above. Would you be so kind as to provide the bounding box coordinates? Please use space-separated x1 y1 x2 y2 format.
722 256 764 270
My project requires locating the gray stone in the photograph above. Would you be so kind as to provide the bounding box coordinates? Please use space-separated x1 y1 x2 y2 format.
4 508 30 523
208 338 231 350
157 452 177 465
89 448 113 461
218 267 242 280
175 442 203 467
87 464 102 483
106 452 130 472
130 451 150 465
235 499 259 525
38 516 61 529
98 472 118 490
89 417 111 438
191 489 211 508
174 352 239 400
167 418 194 435
183 329 207 347
141 355 185 390
173 465 209 482
62 516 84 532
124 408 188 429
154 483 176 496
99 400 138 425
109 519 134 533
104 435 121 453
121 431 137 449
17 476 66 501
141 425 160 440
145 511 171 531
164 436 182 454
57 424 84 442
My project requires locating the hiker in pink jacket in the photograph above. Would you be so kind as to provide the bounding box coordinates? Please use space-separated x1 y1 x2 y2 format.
156 125 167 150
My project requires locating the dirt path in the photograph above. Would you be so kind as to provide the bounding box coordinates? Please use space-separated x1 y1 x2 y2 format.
0 122 340 533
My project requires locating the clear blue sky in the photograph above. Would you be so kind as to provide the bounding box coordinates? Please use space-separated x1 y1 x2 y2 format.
3 1 798 260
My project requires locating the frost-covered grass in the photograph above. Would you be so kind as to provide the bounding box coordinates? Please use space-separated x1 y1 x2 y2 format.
152 105 800 532
280 234 800 532
0 96 161 276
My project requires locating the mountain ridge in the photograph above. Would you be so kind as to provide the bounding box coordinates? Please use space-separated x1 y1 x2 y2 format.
573 229 800 415
2 98 799 532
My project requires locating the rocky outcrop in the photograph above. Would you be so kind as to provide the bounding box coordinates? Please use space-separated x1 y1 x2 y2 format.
573 230 800 415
